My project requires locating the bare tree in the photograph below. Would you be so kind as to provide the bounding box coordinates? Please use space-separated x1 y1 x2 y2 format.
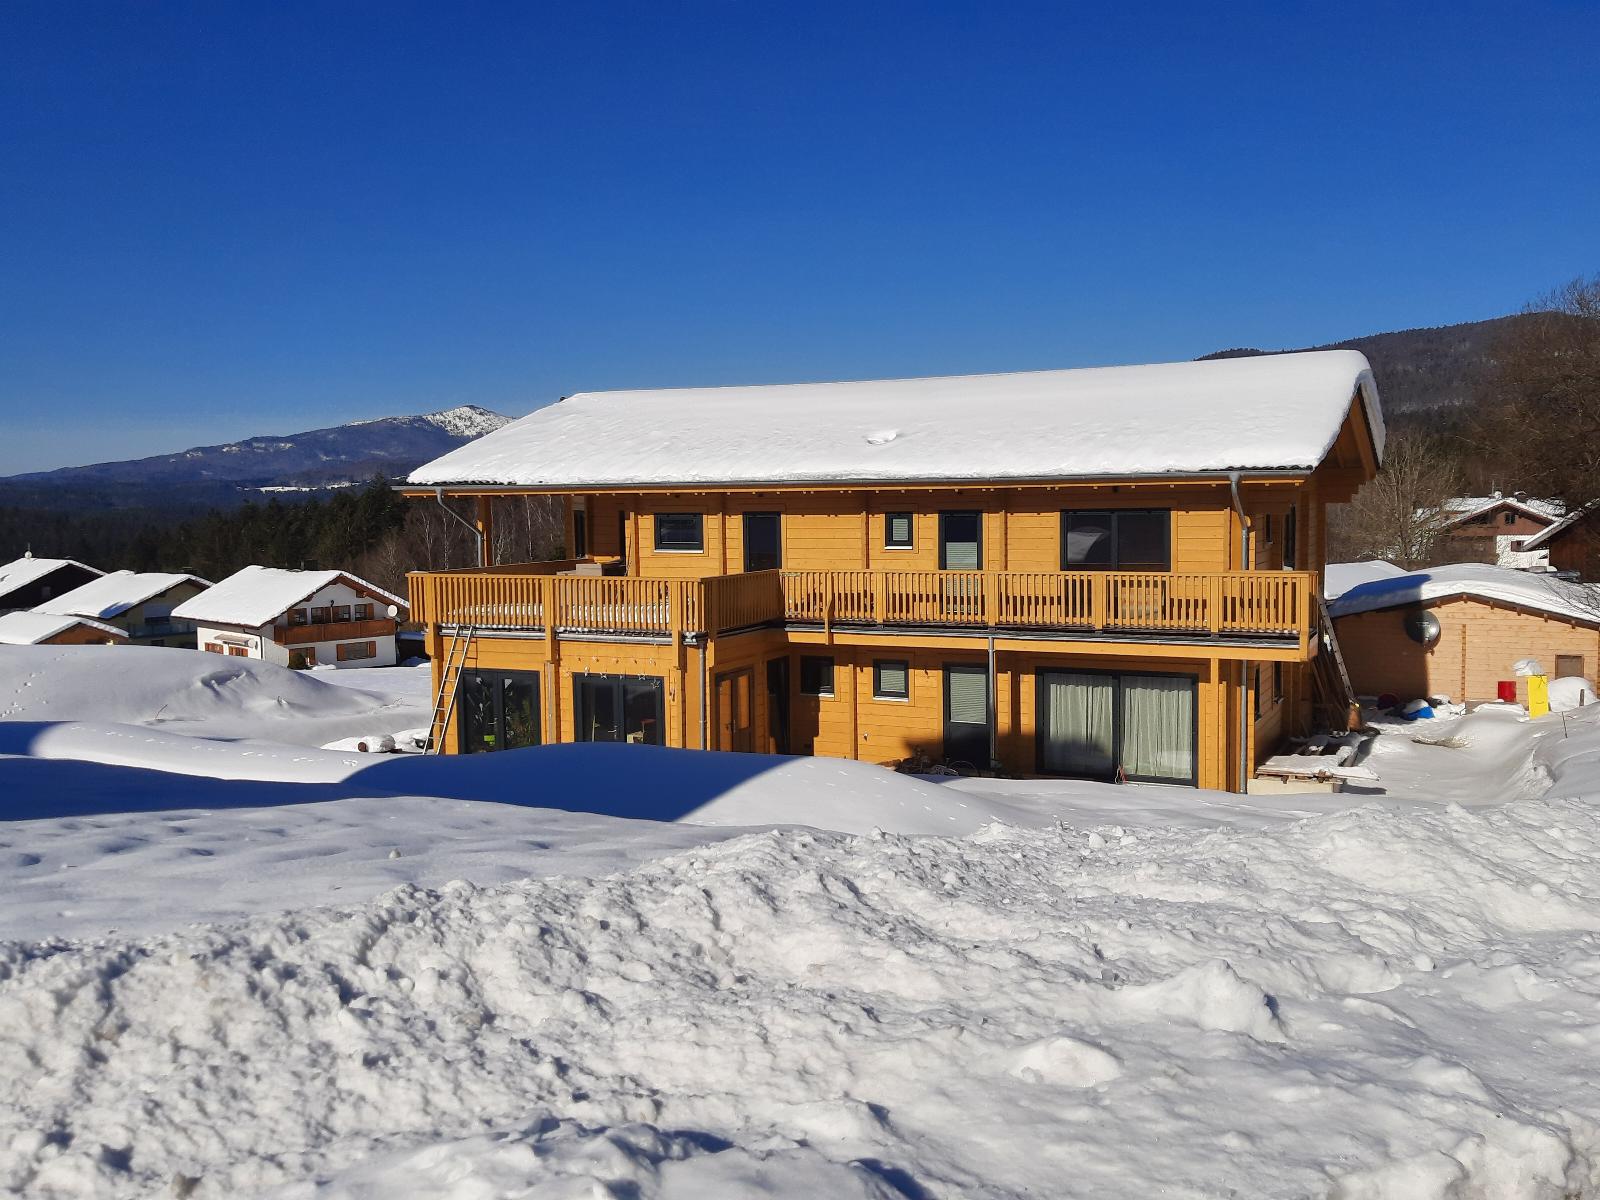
1328 428 1464 568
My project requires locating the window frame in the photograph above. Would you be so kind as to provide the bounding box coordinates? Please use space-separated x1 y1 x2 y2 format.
652 512 705 553
336 640 377 662
938 510 983 570
1283 506 1298 570
799 655 835 698
884 511 915 550
872 659 911 701
1059 509 1172 571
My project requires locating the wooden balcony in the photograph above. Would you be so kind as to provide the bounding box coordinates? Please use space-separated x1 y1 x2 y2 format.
273 618 396 646
408 566 1315 646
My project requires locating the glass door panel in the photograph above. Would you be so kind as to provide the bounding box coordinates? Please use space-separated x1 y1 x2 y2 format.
1038 671 1115 779
1119 674 1194 784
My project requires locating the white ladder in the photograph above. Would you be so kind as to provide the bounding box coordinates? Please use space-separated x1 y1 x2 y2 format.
424 626 475 755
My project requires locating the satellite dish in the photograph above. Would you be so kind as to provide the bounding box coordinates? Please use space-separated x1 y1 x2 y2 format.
1402 609 1441 646
386 604 400 619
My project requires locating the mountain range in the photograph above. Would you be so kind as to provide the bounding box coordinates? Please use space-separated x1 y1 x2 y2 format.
0 406 512 510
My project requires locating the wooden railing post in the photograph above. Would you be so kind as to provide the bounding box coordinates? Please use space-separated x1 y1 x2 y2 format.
1091 573 1109 632
824 574 834 641
872 571 886 625
983 572 999 628
1207 574 1223 633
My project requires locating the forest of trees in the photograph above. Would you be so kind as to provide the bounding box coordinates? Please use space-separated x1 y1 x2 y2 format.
0 477 566 596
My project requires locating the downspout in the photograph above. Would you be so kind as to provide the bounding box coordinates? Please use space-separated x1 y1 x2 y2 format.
1229 472 1251 794
434 488 485 567
699 639 710 750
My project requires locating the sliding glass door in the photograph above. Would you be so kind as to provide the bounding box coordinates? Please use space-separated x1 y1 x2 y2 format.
1037 669 1195 785
459 670 541 753
574 674 665 745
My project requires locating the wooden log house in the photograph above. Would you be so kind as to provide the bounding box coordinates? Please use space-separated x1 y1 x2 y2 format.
402 351 1384 790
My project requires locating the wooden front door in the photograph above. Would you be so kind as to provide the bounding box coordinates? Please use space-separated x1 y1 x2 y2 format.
716 667 755 753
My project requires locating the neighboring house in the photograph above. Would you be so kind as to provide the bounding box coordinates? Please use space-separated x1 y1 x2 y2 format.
171 566 407 668
401 350 1385 792
1519 507 1600 582
34 571 213 646
1434 493 1564 571
0 554 103 614
1329 563 1600 706
0 611 127 646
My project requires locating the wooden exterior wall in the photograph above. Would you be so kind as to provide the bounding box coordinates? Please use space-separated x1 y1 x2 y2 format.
41 622 124 646
441 629 1288 791
581 481 1321 588
1334 597 1600 705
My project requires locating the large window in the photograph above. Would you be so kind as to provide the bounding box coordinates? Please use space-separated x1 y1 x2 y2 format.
1037 669 1196 785
1060 510 1170 571
336 641 376 662
574 674 664 744
799 655 834 697
654 513 704 552
460 670 542 753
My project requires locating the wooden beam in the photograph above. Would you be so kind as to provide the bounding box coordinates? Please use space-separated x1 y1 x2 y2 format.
475 496 494 568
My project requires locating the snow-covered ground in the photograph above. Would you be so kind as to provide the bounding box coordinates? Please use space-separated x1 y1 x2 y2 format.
3 645 1600 1198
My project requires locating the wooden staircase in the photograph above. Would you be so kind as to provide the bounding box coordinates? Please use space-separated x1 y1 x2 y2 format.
1311 598 1359 732
424 626 475 755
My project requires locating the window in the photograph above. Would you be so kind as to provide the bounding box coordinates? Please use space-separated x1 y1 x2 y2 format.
1061 510 1170 570
1273 662 1283 702
204 642 224 654
800 655 834 697
572 509 588 558
654 513 704 552
1254 666 1264 719
1037 670 1196 785
289 609 309 626
460 670 542 753
336 641 377 662
1556 654 1585 679
227 646 249 657
885 512 914 549
1262 513 1274 544
574 674 664 744
1503 511 1516 526
873 659 910 700
354 603 374 621
939 511 982 570
331 605 352 622
310 606 332 624
1283 507 1298 570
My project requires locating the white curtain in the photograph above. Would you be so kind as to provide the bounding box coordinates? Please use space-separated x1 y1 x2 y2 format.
1041 672 1114 776
1120 674 1194 782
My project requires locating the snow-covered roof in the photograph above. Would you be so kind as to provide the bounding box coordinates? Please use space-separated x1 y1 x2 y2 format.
0 555 102 602
1324 560 1407 600
409 350 1384 489
0 610 126 645
1328 562 1600 625
1520 505 1595 552
1438 494 1565 526
171 566 406 628
35 571 212 620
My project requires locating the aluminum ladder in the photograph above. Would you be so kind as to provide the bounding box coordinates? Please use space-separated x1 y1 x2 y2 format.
424 625 475 755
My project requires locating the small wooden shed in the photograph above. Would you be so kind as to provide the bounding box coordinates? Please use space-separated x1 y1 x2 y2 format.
1329 563 1600 705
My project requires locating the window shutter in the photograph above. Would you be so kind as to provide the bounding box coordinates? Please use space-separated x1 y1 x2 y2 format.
944 535 979 569
947 670 988 724
875 661 908 697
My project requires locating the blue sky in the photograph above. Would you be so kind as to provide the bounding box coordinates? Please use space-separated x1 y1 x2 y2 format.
2 1 1597 475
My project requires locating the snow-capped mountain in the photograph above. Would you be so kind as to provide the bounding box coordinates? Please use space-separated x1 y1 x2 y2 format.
3 405 514 495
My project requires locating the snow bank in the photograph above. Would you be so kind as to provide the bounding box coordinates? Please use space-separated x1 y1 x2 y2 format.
1549 676 1597 713
1324 559 1406 599
410 350 1382 487
6 775 1600 1198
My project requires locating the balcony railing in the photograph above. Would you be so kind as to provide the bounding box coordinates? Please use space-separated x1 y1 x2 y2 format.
273 618 396 646
408 566 1314 643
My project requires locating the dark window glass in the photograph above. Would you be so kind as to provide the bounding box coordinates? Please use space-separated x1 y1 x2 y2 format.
1273 662 1283 702
1503 511 1516 526
310 606 332 624
800 655 834 697
332 605 352 622
1283 507 1298 569
573 509 588 558
873 660 909 699
1061 510 1170 570
461 670 542 753
574 675 663 744
354 603 374 620
1263 513 1274 544
744 512 782 571
654 513 704 551
885 512 914 548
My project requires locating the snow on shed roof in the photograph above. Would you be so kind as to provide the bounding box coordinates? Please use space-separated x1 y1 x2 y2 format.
1520 505 1595 551
1324 560 1408 600
35 571 212 620
0 555 102 602
1439 495 1565 526
0 611 126 645
409 350 1383 489
171 566 406 628
1328 562 1600 625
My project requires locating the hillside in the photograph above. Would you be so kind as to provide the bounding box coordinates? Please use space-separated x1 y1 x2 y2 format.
1204 313 1536 426
1 405 510 501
